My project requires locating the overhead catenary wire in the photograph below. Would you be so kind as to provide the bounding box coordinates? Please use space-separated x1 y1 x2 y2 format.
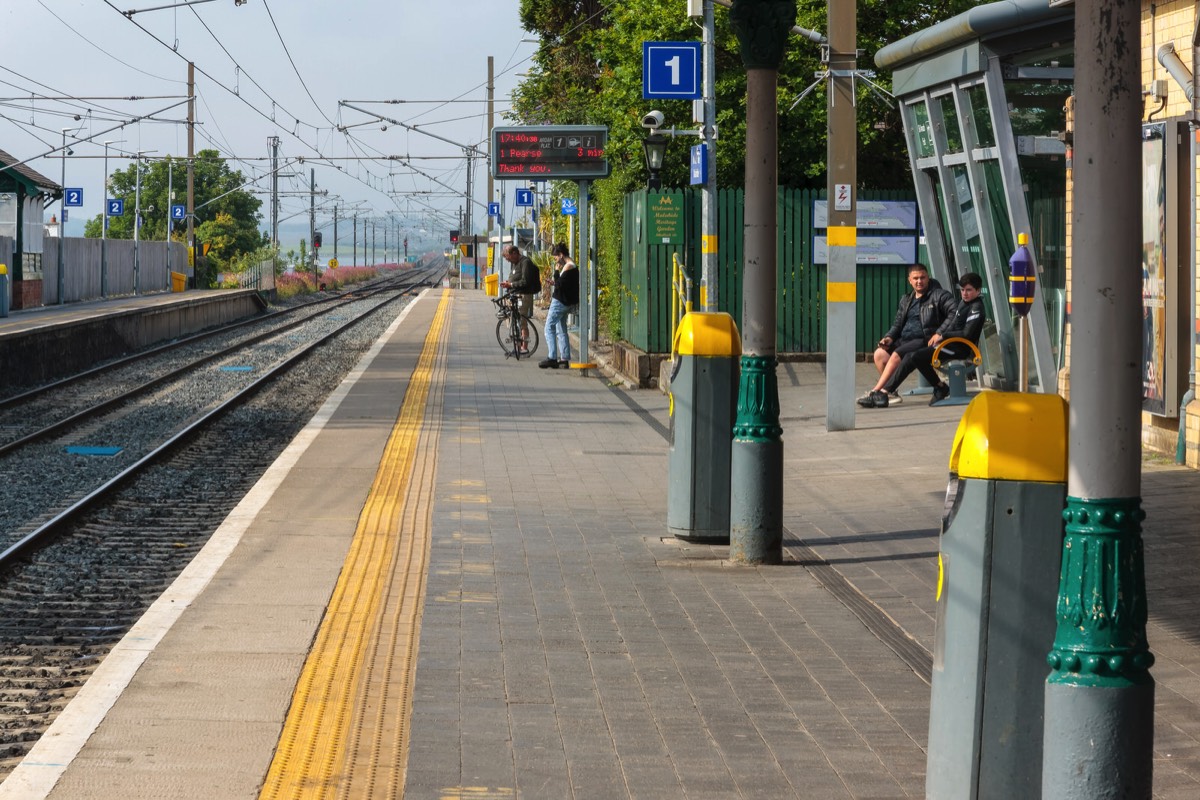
31 1 542 231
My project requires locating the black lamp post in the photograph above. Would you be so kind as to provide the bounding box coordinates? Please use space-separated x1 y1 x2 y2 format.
642 133 667 190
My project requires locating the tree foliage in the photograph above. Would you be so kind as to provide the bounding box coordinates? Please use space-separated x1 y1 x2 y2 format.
83 149 266 270
510 0 976 335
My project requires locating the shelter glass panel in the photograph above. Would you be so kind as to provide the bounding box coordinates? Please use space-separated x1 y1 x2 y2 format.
966 85 996 148
911 101 935 159
938 95 964 154
949 165 985 275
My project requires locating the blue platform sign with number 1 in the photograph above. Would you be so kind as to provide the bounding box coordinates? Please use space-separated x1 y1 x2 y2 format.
643 41 702 100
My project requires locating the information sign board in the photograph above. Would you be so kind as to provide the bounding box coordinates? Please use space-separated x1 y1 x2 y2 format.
689 144 707 185
646 194 684 244
491 125 610 180
813 199 919 230
813 234 917 265
64 188 83 207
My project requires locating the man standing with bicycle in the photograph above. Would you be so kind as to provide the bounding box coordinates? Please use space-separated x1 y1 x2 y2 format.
501 245 540 353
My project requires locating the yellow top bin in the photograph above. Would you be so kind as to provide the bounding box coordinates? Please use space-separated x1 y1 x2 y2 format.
484 272 499 297
170 271 187 293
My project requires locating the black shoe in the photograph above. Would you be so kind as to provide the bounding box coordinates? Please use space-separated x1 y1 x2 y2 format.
930 383 950 406
858 390 888 408
538 358 559 369
558 360 570 369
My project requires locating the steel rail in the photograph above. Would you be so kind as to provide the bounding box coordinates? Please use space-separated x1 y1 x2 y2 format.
0 277 434 573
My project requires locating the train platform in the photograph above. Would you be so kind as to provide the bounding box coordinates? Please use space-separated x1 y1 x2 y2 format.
0 288 265 390
0 287 261 337
4 287 1200 798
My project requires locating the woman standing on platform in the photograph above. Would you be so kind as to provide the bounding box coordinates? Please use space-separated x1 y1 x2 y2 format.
539 243 579 369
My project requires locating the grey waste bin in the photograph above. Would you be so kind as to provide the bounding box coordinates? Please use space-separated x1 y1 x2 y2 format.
927 391 1067 799
667 312 740 542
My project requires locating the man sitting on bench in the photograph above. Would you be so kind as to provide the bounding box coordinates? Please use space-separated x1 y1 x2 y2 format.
861 272 985 408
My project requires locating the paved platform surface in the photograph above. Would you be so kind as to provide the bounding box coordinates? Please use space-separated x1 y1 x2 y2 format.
9 288 1200 798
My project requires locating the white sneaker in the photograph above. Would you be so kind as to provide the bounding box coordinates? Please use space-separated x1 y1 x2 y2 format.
888 392 903 405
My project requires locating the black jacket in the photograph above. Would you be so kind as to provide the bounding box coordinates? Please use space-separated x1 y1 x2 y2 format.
938 295 985 345
883 284 957 342
933 294 986 362
553 265 579 306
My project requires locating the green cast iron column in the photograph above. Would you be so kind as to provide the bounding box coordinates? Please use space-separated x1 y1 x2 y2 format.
1043 0 1155 796
728 0 795 564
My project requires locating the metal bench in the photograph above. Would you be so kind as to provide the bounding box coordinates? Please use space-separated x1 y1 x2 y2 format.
930 337 983 406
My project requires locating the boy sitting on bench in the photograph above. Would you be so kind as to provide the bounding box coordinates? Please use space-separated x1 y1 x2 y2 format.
861 272 984 408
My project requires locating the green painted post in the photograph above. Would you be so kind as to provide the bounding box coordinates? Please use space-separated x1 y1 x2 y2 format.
728 0 795 564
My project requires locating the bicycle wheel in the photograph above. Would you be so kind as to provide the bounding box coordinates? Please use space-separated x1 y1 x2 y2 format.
517 314 539 358
495 316 517 357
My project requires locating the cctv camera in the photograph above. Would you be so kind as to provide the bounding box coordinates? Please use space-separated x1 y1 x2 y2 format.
641 110 664 130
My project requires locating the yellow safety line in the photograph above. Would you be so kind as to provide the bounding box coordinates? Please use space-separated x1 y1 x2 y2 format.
259 289 452 800
344 315 449 799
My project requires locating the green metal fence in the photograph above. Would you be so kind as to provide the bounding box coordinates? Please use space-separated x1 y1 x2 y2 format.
622 187 918 355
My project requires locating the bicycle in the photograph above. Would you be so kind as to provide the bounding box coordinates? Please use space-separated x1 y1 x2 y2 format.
492 290 539 359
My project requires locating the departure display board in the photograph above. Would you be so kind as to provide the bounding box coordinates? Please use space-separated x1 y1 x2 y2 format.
491 125 610 180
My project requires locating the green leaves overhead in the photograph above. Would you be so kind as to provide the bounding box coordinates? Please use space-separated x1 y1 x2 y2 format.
509 0 975 337
512 0 976 191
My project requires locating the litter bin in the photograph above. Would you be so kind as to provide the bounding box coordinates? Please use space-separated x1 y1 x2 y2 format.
668 312 740 542
171 271 187 293
484 273 499 297
926 391 1067 799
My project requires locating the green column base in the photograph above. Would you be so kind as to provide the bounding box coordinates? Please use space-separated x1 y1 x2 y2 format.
729 354 782 564
1043 495 1154 799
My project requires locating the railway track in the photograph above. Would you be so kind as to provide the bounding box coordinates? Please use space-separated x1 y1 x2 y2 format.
0 264 445 778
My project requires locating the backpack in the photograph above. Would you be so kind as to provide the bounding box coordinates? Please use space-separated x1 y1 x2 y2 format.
526 259 542 294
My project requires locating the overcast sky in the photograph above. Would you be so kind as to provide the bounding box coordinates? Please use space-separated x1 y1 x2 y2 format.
3 0 534 251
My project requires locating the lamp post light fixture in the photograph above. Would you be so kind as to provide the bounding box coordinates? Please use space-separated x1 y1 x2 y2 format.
642 133 667 191
101 140 124 298
57 128 71 305
134 151 146 295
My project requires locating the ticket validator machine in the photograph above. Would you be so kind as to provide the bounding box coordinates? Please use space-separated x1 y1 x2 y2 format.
667 312 740 542
926 392 1067 799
